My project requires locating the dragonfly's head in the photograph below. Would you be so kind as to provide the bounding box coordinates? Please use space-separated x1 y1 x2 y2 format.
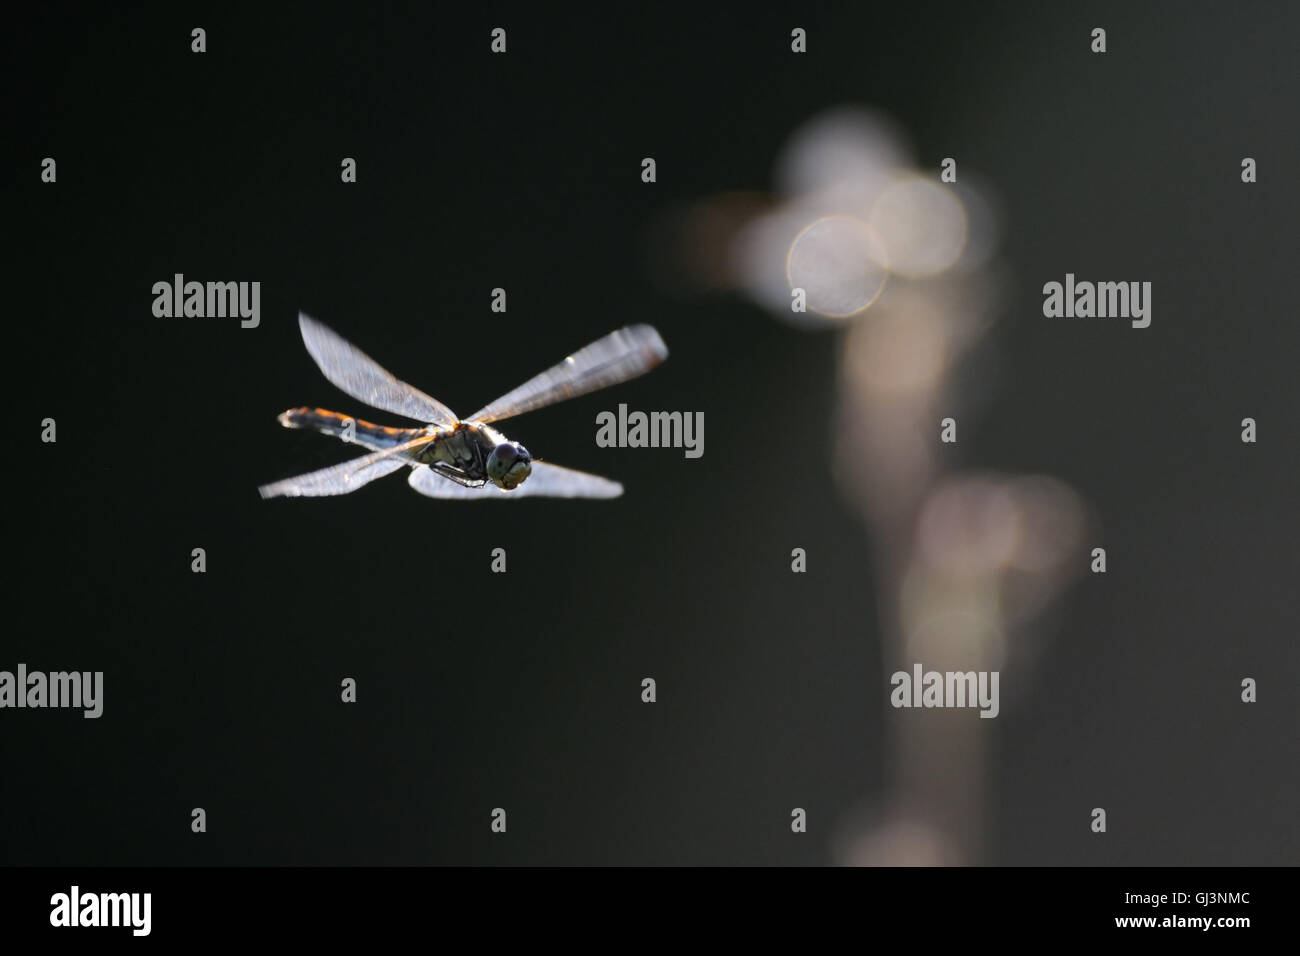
486 440 532 490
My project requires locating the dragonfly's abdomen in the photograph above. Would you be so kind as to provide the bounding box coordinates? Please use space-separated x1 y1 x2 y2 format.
278 406 422 452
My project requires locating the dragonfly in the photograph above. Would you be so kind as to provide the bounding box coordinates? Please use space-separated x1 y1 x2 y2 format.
258 313 668 501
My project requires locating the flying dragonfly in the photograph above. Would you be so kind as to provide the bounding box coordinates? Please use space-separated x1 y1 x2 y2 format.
258 313 668 501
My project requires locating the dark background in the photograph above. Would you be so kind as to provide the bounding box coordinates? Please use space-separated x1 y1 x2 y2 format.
7 3 1297 865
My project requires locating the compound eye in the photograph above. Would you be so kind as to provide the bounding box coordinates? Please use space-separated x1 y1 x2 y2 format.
494 443 517 465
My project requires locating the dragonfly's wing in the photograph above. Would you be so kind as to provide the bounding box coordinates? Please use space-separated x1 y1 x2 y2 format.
407 462 623 500
259 434 435 499
466 325 667 424
298 313 459 426
258 454 407 499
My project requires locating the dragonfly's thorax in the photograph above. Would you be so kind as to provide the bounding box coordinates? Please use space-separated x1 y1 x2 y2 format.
413 422 530 488
412 422 494 479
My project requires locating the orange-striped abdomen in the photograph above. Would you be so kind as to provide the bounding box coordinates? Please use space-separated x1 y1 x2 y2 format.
277 407 422 451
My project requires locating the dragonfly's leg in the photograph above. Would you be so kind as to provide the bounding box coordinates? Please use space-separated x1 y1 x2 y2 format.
430 463 486 488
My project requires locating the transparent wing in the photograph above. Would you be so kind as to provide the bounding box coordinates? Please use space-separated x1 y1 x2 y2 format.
258 454 407 499
467 325 668 424
298 312 459 425
259 434 435 499
407 462 623 500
